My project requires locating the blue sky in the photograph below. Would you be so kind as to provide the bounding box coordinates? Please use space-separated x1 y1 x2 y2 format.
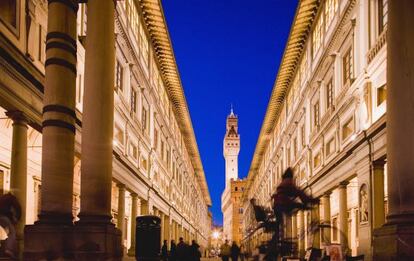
162 0 298 225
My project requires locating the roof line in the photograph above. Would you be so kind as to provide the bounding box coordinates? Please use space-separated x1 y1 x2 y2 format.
244 0 320 195
139 0 211 205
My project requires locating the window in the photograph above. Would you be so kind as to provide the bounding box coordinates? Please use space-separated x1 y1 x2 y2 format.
114 125 124 146
139 24 149 65
293 137 298 160
115 60 123 92
326 78 334 109
377 84 387 106
378 0 388 34
313 151 321 169
326 137 335 157
141 157 148 171
301 125 306 147
332 216 338 242
38 25 46 64
126 0 139 37
154 128 159 151
312 14 324 57
129 143 138 160
324 0 338 31
0 0 17 29
313 101 320 128
131 89 137 113
77 75 83 104
141 105 149 134
342 117 354 141
343 47 354 86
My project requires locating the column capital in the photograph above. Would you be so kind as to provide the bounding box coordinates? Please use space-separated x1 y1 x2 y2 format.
116 183 126 190
372 159 386 170
130 192 138 198
6 110 28 125
322 191 332 197
339 181 349 188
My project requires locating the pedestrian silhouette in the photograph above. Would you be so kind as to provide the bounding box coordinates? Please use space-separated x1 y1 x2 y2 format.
161 240 168 261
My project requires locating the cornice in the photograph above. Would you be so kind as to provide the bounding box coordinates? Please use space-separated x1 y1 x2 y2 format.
133 0 211 205
245 0 321 195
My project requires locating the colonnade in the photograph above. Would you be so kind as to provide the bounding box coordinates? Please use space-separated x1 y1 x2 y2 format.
22 0 122 259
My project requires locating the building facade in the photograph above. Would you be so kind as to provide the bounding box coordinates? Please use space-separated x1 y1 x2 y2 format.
0 0 211 258
241 0 389 259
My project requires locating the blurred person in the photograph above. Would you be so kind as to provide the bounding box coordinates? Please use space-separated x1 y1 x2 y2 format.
0 193 21 259
220 240 231 261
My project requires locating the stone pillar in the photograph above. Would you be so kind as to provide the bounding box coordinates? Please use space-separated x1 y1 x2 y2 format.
373 1 414 259
6 111 27 255
321 192 331 244
140 199 149 215
338 181 349 248
74 0 121 259
311 202 320 248
117 184 126 242
128 193 138 256
24 0 78 258
78 0 115 222
285 214 292 240
298 210 305 257
292 213 298 254
164 215 171 245
372 160 385 229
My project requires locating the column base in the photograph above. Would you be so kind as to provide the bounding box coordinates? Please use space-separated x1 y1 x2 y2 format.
127 247 135 257
24 222 75 261
373 222 414 260
73 217 123 261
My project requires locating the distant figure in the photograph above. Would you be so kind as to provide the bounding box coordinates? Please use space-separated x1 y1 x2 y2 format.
220 240 231 261
169 240 177 261
161 240 168 261
0 193 21 259
230 241 240 261
190 240 201 261
176 237 189 261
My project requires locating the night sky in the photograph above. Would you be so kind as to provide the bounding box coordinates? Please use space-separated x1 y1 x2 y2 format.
162 0 298 225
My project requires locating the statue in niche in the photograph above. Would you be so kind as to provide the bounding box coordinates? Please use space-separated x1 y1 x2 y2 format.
360 184 369 223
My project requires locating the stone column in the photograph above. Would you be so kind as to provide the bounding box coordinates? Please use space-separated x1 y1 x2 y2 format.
298 210 305 257
372 160 385 229
373 1 414 259
140 199 149 215
164 215 171 245
292 213 298 252
311 202 320 248
285 214 292 240
6 111 28 255
24 0 78 258
117 184 126 242
321 192 331 244
79 0 115 222
75 0 121 259
159 211 164 244
338 181 349 248
128 193 138 256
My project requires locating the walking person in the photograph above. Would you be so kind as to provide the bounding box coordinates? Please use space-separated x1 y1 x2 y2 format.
161 240 168 261
231 241 240 261
220 240 231 261
0 193 21 259
190 240 201 261
176 237 189 261
169 240 177 261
